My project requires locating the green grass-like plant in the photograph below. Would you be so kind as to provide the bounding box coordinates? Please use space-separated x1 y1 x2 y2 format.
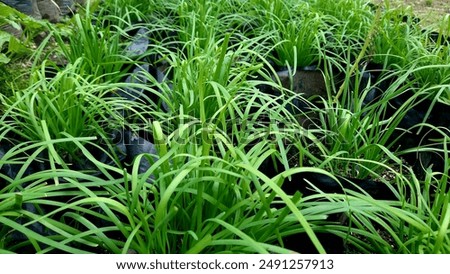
1 0 449 254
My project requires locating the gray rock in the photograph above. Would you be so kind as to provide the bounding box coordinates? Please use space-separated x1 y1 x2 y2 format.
1 0 33 14
0 0 42 19
0 24 23 38
37 0 60 22
2 0 86 21
54 0 84 16
55 0 74 15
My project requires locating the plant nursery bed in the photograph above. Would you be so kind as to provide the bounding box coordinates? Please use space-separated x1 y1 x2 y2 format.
0 0 449 254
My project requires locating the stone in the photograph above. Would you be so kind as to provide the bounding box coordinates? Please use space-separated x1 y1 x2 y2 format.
55 0 74 16
1 0 86 22
36 0 60 22
0 0 42 19
0 24 23 38
1 0 33 15
55 0 84 16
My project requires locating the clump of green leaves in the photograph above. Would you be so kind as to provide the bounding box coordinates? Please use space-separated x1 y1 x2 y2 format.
1 0 450 255
0 58 153 164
